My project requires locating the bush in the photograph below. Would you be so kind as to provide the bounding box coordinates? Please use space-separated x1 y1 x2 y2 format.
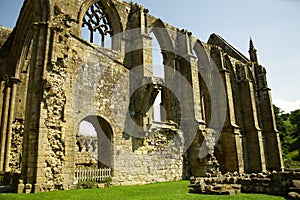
100 177 112 184
77 178 95 189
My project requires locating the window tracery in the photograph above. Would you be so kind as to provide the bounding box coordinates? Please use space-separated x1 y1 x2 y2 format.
82 2 112 47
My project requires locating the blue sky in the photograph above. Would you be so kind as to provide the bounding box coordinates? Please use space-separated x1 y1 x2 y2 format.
0 0 300 112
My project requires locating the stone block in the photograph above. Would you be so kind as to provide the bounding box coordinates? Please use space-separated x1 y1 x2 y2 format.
288 192 300 200
25 183 32 194
292 180 300 189
17 180 24 194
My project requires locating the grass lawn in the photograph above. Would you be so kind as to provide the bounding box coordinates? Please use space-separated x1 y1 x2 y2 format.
0 181 286 200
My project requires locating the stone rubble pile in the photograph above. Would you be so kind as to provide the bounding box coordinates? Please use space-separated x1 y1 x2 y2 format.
189 171 300 198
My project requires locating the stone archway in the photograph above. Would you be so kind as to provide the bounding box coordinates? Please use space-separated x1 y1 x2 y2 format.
76 116 113 169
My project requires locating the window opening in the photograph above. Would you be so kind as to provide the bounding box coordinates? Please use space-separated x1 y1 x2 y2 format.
151 32 164 78
81 2 112 48
76 117 112 168
150 32 165 122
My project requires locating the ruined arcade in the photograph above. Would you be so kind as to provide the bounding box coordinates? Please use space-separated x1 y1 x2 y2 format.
0 0 283 193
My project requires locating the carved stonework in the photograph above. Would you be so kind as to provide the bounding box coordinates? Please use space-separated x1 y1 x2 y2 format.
82 2 112 46
75 136 98 168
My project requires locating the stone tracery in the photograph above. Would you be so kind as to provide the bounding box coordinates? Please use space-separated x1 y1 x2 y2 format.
82 2 112 47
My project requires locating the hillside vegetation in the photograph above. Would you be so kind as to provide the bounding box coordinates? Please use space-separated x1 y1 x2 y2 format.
274 106 300 168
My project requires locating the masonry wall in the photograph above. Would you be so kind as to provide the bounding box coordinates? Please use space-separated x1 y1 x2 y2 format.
0 0 284 193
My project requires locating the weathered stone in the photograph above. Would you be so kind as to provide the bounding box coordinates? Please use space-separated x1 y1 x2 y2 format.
292 180 300 189
25 184 32 194
0 0 283 193
191 171 300 197
17 180 24 194
288 192 300 200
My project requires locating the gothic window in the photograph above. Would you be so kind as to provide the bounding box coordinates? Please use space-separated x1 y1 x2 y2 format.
81 2 112 47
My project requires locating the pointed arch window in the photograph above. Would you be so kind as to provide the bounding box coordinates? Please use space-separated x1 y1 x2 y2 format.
81 2 112 47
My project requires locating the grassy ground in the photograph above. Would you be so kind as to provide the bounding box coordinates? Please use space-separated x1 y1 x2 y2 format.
0 181 286 200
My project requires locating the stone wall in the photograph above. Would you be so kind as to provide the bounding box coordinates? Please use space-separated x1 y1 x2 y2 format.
113 128 184 185
190 171 300 198
68 35 185 186
0 0 284 193
241 171 300 197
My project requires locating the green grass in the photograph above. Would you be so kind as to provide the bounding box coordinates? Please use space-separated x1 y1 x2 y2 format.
0 181 285 200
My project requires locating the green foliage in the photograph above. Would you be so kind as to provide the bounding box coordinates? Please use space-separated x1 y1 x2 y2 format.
100 177 112 184
77 178 95 189
1 181 285 200
274 105 300 168
274 105 287 140
290 109 300 133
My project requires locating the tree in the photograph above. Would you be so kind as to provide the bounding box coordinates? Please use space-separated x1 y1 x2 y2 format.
273 105 286 139
273 105 300 168
290 109 300 134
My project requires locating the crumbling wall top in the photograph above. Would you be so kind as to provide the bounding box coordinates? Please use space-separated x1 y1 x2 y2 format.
0 26 12 47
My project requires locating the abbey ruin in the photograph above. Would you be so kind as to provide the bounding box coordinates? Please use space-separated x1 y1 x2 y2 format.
0 0 284 193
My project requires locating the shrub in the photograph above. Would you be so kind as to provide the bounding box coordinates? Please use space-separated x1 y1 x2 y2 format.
77 178 95 189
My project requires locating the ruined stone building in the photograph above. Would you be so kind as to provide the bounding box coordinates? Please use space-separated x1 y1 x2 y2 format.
0 0 283 193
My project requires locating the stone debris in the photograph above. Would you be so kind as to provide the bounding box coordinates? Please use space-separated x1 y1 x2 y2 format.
190 171 300 197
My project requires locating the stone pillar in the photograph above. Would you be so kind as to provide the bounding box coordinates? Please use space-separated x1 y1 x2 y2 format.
175 30 203 124
17 179 25 194
188 130 206 177
4 77 21 172
175 31 207 176
0 80 5 130
21 22 48 191
130 33 153 76
253 64 284 171
127 6 154 133
219 68 244 174
190 55 205 124
209 48 244 174
162 51 177 121
0 81 11 171
259 87 284 170
239 78 266 172
130 34 153 132
128 5 152 77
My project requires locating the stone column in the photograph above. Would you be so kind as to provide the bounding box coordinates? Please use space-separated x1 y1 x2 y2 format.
4 77 21 172
175 30 203 124
260 88 284 170
162 51 177 121
0 80 5 130
190 55 205 124
209 48 244 174
219 68 244 174
253 64 284 171
175 31 207 176
130 33 153 133
126 6 154 143
259 88 284 170
239 78 266 172
21 22 48 193
0 81 11 171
